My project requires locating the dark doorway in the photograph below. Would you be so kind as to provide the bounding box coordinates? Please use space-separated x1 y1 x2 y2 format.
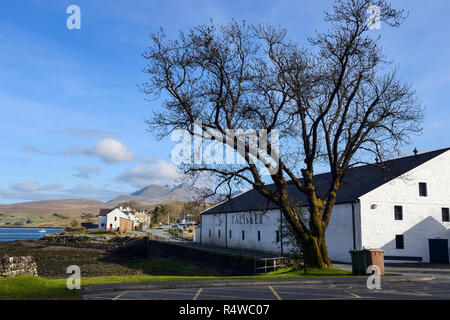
429 239 449 263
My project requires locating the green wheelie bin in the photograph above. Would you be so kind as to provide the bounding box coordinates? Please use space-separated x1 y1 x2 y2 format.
349 249 367 275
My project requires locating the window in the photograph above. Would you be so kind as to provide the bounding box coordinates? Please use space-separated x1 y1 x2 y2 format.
257 231 261 242
114 217 117 221
218 230 221 238
242 230 245 240
276 231 280 243
419 182 428 197
442 208 450 222
229 230 232 239
394 206 403 220
209 229 211 238
395 235 404 249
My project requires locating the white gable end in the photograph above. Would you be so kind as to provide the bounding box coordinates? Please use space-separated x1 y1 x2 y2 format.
358 150 450 262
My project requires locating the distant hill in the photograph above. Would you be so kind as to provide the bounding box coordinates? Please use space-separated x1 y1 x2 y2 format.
108 182 206 205
0 199 110 216
0 184 245 227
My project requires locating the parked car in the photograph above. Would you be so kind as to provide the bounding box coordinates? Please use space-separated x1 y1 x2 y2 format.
170 224 183 232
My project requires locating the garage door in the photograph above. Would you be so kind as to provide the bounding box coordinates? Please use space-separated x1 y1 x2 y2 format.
428 239 449 263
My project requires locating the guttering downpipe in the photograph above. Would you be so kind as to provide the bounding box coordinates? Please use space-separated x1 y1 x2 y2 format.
200 214 203 244
351 201 356 250
225 213 228 248
280 210 283 257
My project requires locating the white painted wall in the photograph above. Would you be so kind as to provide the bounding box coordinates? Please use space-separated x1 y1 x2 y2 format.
194 227 201 242
359 150 450 262
200 204 356 262
227 210 282 253
104 208 136 230
98 215 107 229
200 210 283 253
325 202 360 263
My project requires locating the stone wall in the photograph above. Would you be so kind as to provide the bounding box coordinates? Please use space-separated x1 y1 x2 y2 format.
0 255 38 277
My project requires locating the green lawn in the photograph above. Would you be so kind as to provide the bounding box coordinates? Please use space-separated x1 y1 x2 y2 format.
0 275 81 300
0 265 352 300
54 265 351 287
0 213 48 225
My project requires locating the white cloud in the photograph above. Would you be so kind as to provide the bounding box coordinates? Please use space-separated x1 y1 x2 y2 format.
116 160 180 188
92 138 134 163
63 184 123 199
0 183 124 202
62 145 90 155
0 189 67 201
140 156 156 164
73 166 101 179
61 138 134 164
10 181 62 192
21 144 45 154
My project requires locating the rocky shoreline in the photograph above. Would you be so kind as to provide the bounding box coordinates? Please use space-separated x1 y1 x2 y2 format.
0 235 148 278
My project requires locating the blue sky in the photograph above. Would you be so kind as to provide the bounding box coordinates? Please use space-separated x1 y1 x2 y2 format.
0 0 449 204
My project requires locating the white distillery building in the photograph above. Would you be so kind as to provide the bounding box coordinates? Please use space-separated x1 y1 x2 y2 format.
197 148 450 263
98 207 138 231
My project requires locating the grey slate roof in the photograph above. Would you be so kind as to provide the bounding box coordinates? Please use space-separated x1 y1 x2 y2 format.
202 148 450 215
98 208 112 216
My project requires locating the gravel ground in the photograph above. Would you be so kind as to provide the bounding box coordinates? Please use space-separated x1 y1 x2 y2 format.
0 238 144 278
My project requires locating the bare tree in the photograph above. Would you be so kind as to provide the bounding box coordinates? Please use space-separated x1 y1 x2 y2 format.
141 0 424 268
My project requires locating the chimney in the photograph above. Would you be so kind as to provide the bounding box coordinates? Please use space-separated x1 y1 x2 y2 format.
413 148 418 156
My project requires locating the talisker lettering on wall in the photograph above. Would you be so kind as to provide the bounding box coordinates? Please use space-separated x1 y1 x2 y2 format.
231 213 264 225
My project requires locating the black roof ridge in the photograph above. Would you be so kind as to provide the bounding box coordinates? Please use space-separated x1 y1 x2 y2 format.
284 147 450 184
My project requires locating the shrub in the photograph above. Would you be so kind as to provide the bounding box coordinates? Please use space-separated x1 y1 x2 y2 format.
70 219 79 227
64 226 86 233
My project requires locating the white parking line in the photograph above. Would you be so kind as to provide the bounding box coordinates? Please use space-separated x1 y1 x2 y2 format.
193 288 203 300
268 286 282 300
112 291 127 300
348 292 362 299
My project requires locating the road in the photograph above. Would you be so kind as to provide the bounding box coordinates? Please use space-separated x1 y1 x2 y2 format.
83 279 450 300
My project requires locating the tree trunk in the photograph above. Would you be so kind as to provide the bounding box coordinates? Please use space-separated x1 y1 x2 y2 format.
281 204 334 269
277 177 334 269
301 234 333 269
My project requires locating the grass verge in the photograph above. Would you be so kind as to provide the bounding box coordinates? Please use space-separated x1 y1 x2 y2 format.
0 275 81 300
0 265 351 300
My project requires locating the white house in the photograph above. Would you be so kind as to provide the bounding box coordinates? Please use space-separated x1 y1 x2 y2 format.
197 148 450 263
98 206 151 231
98 207 137 231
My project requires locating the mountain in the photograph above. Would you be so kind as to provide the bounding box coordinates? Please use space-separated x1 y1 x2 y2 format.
108 183 205 205
0 184 245 221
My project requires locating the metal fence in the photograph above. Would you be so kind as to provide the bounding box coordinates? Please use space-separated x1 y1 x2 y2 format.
254 257 289 273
